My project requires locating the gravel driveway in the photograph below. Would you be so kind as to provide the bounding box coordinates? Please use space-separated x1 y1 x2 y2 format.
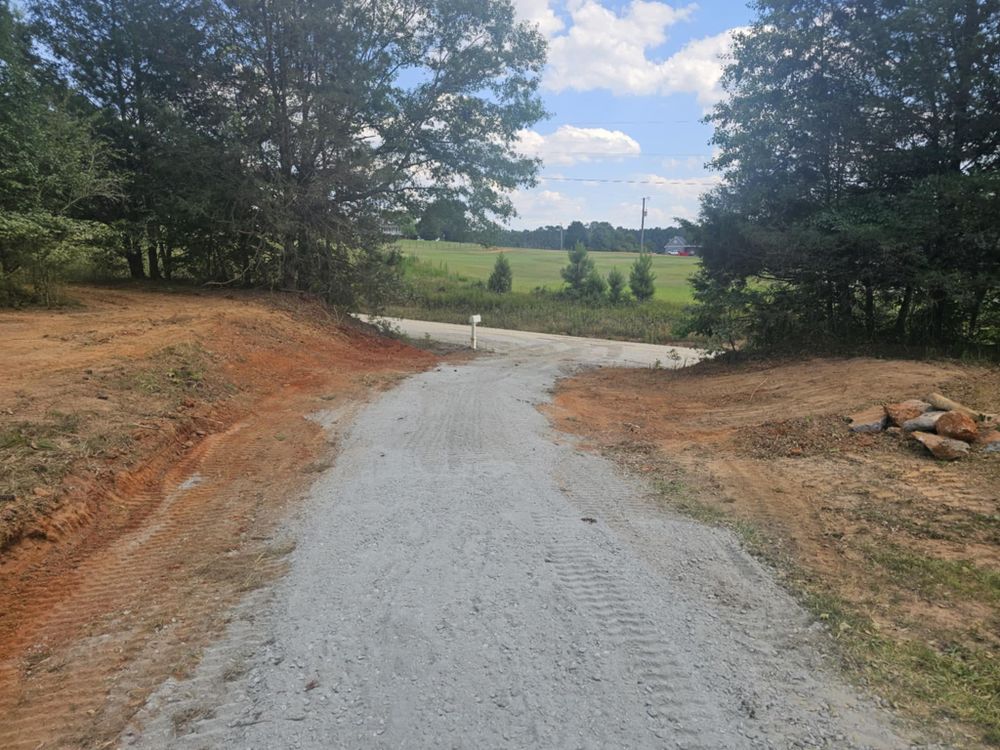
125 343 912 749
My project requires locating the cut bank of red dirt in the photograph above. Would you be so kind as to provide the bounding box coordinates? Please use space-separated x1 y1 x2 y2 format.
0 286 436 749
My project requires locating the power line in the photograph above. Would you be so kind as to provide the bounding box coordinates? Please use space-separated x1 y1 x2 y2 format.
532 151 711 157
538 176 721 186
551 120 708 125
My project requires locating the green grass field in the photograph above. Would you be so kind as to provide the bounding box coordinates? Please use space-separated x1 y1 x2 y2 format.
396 239 698 304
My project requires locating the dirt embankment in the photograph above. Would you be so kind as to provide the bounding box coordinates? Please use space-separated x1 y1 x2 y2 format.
0 286 435 749
549 357 1000 747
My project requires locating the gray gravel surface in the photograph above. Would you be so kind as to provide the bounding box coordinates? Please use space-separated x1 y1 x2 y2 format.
125 351 919 749
355 315 705 368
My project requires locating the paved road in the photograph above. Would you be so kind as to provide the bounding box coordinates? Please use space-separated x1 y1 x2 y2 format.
356 315 705 369
126 338 909 748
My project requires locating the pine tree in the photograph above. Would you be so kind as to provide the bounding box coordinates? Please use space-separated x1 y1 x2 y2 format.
629 253 656 302
561 242 595 297
606 267 627 304
487 253 512 294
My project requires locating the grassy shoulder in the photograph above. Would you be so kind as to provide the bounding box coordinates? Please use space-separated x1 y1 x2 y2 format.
383 256 692 345
548 358 1000 747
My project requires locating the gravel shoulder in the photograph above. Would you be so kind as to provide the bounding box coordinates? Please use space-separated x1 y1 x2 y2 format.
125 348 915 749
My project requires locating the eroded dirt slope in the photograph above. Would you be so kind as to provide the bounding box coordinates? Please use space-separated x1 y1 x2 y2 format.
549 357 1000 747
0 286 434 749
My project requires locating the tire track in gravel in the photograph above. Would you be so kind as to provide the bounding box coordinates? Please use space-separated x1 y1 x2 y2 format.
542 539 724 748
125 353 917 749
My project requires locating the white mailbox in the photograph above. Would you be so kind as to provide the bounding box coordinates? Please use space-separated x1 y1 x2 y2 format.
469 314 481 350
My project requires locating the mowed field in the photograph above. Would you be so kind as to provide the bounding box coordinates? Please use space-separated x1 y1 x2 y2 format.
396 239 699 304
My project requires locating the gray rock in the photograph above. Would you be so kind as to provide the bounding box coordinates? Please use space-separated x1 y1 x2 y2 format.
885 400 932 427
901 411 946 432
912 431 970 460
848 405 887 433
979 430 1000 454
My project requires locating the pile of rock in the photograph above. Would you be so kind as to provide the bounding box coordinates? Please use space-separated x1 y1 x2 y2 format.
848 392 999 461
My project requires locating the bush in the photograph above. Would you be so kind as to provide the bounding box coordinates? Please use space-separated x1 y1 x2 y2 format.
0 211 114 306
674 271 754 353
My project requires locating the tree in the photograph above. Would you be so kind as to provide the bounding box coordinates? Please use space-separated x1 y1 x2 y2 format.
629 253 656 302
561 242 595 297
1 1 119 304
582 269 606 301
693 0 1000 349
418 200 468 242
563 220 588 249
217 0 545 305
31 0 222 280
30 0 547 307
677 271 754 354
487 253 512 294
587 221 616 251
606 267 627 304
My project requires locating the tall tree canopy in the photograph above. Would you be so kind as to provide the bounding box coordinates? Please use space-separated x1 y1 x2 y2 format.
23 0 546 307
692 0 1000 350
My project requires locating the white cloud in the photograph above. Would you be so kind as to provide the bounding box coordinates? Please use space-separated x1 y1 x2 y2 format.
546 1 695 94
512 0 565 37
511 189 585 226
656 28 741 107
661 155 706 172
542 0 741 107
518 125 641 166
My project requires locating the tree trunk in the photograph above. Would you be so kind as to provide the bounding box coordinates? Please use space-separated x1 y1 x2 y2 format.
835 281 853 334
160 243 173 281
930 288 947 343
281 235 297 289
893 286 913 340
146 224 161 280
147 244 161 280
125 235 146 279
968 286 987 338
864 283 875 338
236 236 251 284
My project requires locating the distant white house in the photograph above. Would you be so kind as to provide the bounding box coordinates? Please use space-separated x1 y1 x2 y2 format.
661 235 699 256
379 220 403 237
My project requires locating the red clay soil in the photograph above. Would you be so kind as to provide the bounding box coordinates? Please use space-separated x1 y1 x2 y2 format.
548 357 1000 745
0 286 435 749
549 357 1000 629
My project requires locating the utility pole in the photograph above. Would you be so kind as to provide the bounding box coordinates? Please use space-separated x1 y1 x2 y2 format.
559 225 564 251
639 197 650 253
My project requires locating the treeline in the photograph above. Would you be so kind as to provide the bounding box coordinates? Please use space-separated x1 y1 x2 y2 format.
408 202 684 252
491 221 685 254
0 0 545 307
687 0 1000 352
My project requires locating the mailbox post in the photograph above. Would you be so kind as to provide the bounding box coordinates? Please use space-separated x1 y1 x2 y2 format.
469 314 481 350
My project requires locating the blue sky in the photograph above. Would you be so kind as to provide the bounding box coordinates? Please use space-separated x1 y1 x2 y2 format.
508 0 754 229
